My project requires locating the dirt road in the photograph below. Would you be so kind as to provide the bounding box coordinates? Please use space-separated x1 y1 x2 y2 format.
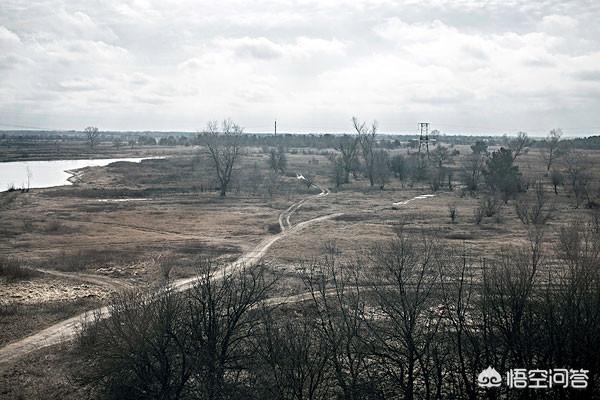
0 184 435 366
0 182 336 365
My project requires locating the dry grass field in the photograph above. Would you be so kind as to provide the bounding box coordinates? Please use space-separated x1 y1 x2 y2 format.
1 137 599 399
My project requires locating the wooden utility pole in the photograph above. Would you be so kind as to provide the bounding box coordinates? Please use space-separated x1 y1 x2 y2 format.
274 120 277 136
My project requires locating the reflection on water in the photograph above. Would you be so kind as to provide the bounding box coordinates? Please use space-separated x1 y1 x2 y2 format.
0 158 152 190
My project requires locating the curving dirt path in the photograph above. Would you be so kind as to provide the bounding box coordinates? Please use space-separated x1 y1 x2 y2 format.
278 182 329 232
0 183 435 366
0 181 336 366
392 194 435 209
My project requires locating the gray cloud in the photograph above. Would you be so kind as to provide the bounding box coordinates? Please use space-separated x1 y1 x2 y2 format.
0 0 599 135
572 70 600 82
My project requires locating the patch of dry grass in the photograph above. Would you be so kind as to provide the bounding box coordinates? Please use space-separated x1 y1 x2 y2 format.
0 257 39 282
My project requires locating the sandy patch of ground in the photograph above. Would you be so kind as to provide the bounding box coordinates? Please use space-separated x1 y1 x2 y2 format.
0 278 109 305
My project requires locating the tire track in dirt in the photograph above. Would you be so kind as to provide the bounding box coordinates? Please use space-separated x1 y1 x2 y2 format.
0 185 436 365
65 218 197 238
0 181 336 365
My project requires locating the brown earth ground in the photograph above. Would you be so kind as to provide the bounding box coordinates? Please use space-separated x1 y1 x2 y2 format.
1 144 599 399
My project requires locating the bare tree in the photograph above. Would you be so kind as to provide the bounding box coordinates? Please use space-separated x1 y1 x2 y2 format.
185 260 273 399
366 228 444 400
462 141 488 192
508 131 532 162
353 117 377 186
77 289 192 400
542 128 563 173
430 145 451 170
263 170 280 198
546 218 600 385
372 149 390 190
448 203 457 223
483 147 522 201
328 153 346 188
550 168 564 195
84 126 100 150
390 154 408 186
335 134 361 184
429 145 453 191
269 146 287 174
564 151 593 208
439 252 481 400
462 153 485 192
77 260 273 400
253 310 332 400
203 120 243 197
481 236 544 371
302 256 375 400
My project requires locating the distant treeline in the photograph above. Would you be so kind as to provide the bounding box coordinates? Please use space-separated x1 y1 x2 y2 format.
2 130 599 150
0 130 505 148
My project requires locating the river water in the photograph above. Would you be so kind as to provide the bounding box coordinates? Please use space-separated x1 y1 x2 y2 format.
0 158 152 190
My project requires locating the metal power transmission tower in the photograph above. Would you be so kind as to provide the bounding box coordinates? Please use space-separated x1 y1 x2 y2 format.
418 122 430 158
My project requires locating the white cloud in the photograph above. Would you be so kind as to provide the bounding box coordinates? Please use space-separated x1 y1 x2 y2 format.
0 0 599 134
216 36 284 60
0 26 21 45
211 36 346 60
539 14 578 32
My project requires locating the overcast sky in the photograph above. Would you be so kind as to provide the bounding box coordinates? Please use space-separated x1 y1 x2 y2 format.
1 0 600 135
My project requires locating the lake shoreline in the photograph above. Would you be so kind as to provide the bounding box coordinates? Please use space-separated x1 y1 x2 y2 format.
0 157 162 191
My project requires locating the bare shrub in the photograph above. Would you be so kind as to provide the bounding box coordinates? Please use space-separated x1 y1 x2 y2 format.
44 219 67 233
448 204 457 223
153 254 175 284
44 248 136 272
0 300 21 317
0 191 18 209
300 172 315 189
479 195 501 217
515 181 554 226
266 222 281 234
0 257 38 282
473 206 484 225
